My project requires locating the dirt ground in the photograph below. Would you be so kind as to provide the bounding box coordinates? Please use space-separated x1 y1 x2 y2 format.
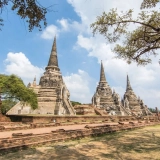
0 123 118 139
0 125 160 160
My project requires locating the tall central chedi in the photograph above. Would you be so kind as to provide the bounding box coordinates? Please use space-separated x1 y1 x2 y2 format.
35 37 75 115
7 37 75 115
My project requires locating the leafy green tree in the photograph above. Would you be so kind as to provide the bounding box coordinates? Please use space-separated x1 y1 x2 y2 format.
91 0 160 65
1 99 17 114
0 74 38 114
148 107 156 113
0 0 51 31
71 101 81 107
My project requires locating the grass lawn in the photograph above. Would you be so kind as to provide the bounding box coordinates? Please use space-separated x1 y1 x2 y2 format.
0 125 160 160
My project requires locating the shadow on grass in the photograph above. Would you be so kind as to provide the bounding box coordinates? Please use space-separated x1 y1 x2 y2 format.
0 126 160 160
0 147 42 160
98 127 160 160
0 144 98 160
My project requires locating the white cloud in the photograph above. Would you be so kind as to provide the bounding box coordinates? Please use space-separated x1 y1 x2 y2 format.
4 52 44 85
41 25 60 39
57 19 69 31
57 18 86 33
76 34 113 61
63 69 93 103
41 19 83 39
67 0 144 35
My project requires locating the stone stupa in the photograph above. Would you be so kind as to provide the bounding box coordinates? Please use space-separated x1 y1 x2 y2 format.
123 75 152 116
92 61 128 115
7 37 75 115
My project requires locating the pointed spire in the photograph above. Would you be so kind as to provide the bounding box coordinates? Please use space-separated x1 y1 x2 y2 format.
34 76 36 82
47 36 59 67
100 61 107 82
33 76 36 86
126 74 132 91
113 88 115 94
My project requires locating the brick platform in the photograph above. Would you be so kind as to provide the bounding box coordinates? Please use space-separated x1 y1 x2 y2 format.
0 120 160 152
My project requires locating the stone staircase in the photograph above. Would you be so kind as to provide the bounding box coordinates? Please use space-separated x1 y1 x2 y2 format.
63 99 75 115
94 107 106 116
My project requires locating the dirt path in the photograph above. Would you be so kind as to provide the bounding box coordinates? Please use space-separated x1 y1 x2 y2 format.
0 123 117 139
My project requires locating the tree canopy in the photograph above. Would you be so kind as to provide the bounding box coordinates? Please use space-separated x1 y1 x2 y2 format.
71 101 81 107
148 107 156 113
91 0 160 65
0 0 50 31
1 99 17 114
0 74 38 113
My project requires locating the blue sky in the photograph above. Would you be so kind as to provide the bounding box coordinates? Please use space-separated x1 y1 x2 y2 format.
0 0 160 108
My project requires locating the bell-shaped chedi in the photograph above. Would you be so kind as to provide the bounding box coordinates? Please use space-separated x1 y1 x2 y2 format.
92 61 127 116
7 36 75 115
123 75 152 116
36 36 75 115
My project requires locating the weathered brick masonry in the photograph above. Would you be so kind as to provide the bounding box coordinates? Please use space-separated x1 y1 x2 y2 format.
0 118 159 152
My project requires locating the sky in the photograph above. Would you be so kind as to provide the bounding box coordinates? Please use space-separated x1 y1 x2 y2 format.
0 0 160 109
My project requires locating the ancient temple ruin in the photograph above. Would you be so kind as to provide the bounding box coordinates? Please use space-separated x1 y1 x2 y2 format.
7 37 75 115
122 75 152 116
92 61 128 115
92 62 152 116
6 37 152 117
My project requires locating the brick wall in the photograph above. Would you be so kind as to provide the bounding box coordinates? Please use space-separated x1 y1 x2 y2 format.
0 114 11 122
8 115 158 124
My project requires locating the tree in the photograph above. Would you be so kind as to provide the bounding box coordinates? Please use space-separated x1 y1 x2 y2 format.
71 101 81 107
0 0 51 31
0 74 38 114
148 107 156 113
91 0 160 65
1 99 17 114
